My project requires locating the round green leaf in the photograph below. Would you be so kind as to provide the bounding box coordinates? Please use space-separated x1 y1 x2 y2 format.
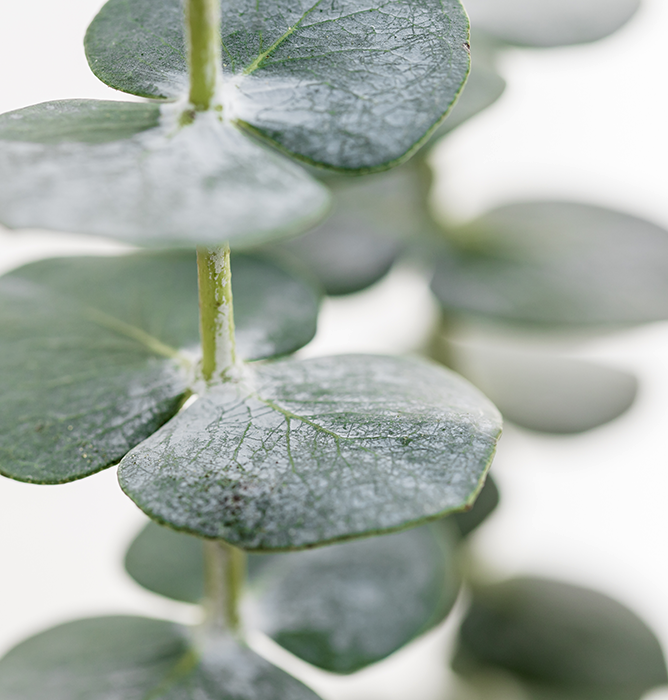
0 100 329 247
85 0 471 171
276 224 401 296
451 474 499 537
0 251 321 484
464 0 640 47
431 202 668 327
455 577 668 697
118 354 502 550
273 165 427 294
0 616 322 700
458 350 638 434
124 519 460 674
252 521 461 673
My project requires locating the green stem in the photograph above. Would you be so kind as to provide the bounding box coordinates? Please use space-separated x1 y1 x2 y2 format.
203 540 246 634
185 0 222 111
197 244 238 383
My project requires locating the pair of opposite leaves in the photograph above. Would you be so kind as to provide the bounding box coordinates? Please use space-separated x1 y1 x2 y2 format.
0 480 500 699
0 249 501 550
0 0 503 549
0 0 472 245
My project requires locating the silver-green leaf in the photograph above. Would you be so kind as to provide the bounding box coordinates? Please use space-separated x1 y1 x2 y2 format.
124 519 461 673
454 577 668 699
0 251 321 484
431 202 668 327
464 0 640 47
0 616 322 700
272 165 428 294
0 100 329 246
85 0 471 171
118 354 502 550
251 521 461 672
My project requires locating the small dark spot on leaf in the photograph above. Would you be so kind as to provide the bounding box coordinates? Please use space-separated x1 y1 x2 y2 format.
463 41 470 53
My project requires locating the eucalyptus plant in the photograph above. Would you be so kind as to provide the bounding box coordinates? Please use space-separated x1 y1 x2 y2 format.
0 0 504 697
2 0 667 698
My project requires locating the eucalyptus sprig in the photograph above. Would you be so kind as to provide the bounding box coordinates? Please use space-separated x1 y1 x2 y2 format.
0 0 504 697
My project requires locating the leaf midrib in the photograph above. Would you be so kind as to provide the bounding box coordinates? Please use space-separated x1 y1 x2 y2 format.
242 0 324 75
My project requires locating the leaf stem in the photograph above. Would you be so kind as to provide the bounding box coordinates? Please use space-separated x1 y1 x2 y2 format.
203 540 246 634
197 244 238 383
185 0 222 111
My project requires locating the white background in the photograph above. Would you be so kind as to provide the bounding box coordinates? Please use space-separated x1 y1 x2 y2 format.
1 0 668 698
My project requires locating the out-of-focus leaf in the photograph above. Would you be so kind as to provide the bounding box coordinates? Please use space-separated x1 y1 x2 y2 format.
274 165 429 294
0 616 322 700
436 61 506 136
451 475 499 537
252 521 461 673
0 101 329 246
85 0 471 171
125 523 206 604
454 577 668 699
436 337 639 434
464 0 640 47
118 354 502 550
431 202 668 327
427 34 506 143
0 99 161 143
0 251 321 484
276 224 401 296
125 520 460 674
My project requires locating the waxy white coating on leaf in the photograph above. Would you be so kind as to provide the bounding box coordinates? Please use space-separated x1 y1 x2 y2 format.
253 522 461 672
85 0 471 170
119 354 502 550
0 101 330 247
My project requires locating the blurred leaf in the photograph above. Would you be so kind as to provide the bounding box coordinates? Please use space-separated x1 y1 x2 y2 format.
124 520 276 604
85 0 471 171
0 616 322 699
0 100 329 246
0 251 321 484
0 99 160 143
118 354 502 550
125 523 205 604
427 35 506 143
431 202 668 327
125 520 461 673
436 60 506 135
454 577 668 699
464 0 640 47
273 165 430 294
276 224 401 296
451 667 632 700
252 521 461 672
475 354 636 434
452 475 499 537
